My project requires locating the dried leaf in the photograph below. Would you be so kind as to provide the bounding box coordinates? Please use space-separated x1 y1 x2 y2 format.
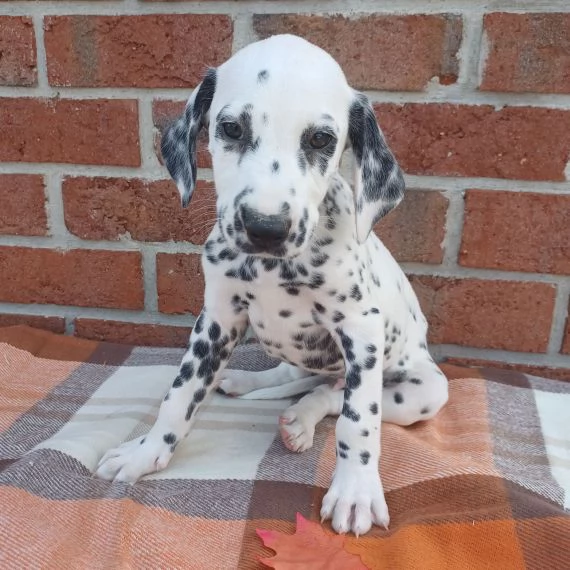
257 513 368 569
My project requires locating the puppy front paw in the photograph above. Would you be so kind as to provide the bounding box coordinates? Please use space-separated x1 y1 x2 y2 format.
320 465 389 536
96 435 174 483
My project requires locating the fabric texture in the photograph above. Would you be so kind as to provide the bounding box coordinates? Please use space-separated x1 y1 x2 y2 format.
0 325 568 569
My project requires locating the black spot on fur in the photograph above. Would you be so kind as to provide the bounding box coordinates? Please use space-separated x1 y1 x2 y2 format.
383 370 406 387
296 264 309 277
366 344 377 353
349 284 362 301
194 313 205 334
421 407 430 415
409 377 423 385
332 311 345 323
394 392 404 404
361 429 369 437
185 402 196 421
208 322 221 341
279 261 297 281
311 253 329 267
369 402 379 415
338 441 349 451
339 451 348 459
341 402 361 422
279 310 292 318
180 362 194 378
193 340 209 359
346 365 362 389
364 356 377 370
314 302 326 314
261 257 280 272
360 451 371 465
257 69 269 83
193 388 206 403
271 160 279 173
163 433 176 445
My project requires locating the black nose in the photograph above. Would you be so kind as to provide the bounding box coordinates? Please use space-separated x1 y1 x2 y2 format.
242 206 291 249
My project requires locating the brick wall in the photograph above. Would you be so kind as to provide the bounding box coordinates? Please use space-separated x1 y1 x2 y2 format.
0 1 569 379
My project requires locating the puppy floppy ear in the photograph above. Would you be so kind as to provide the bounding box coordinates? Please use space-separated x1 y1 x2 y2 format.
161 68 217 207
348 92 405 244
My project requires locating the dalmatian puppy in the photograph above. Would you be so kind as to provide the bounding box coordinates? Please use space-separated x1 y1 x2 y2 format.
96 34 448 536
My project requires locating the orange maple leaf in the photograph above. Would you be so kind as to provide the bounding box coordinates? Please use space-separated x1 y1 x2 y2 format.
256 513 368 570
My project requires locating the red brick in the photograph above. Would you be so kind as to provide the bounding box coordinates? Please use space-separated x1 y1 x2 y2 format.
444 357 570 382
460 190 570 274
0 17 37 86
374 189 447 264
410 276 556 353
44 15 232 88
153 99 211 169
0 98 139 166
481 13 570 94
253 14 461 91
0 175 47 236
376 104 570 181
63 177 216 244
0 247 143 309
562 302 570 355
157 253 204 316
74 319 192 348
0 314 65 334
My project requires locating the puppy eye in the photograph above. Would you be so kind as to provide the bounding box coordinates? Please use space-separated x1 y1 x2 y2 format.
309 131 332 149
222 122 243 140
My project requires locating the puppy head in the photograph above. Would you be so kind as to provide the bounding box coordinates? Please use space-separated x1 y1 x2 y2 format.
161 34 404 256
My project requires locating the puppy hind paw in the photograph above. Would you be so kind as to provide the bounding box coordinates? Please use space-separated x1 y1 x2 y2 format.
278 407 315 453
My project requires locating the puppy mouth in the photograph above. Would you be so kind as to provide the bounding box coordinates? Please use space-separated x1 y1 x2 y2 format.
235 239 292 259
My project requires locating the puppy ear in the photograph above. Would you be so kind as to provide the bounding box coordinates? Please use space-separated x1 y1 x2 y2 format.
161 68 217 207
348 92 405 243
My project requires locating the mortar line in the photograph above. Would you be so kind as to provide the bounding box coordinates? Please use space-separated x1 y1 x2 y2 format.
0 162 569 192
2 1 570 17
141 245 159 312
548 281 570 354
457 12 484 90
3 86 570 110
439 189 465 267
31 14 49 89
0 301 198 326
138 98 159 170
44 172 71 239
431 343 570 368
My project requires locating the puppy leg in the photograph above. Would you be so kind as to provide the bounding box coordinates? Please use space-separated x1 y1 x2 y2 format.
382 356 448 426
96 308 246 482
319 318 389 536
280 383 343 452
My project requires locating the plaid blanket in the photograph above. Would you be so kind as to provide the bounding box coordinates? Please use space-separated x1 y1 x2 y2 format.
0 325 568 569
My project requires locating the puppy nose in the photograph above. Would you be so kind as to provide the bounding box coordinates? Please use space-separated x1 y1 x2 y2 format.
242 206 291 249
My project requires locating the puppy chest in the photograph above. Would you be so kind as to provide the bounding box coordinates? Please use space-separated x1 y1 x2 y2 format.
247 299 344 374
